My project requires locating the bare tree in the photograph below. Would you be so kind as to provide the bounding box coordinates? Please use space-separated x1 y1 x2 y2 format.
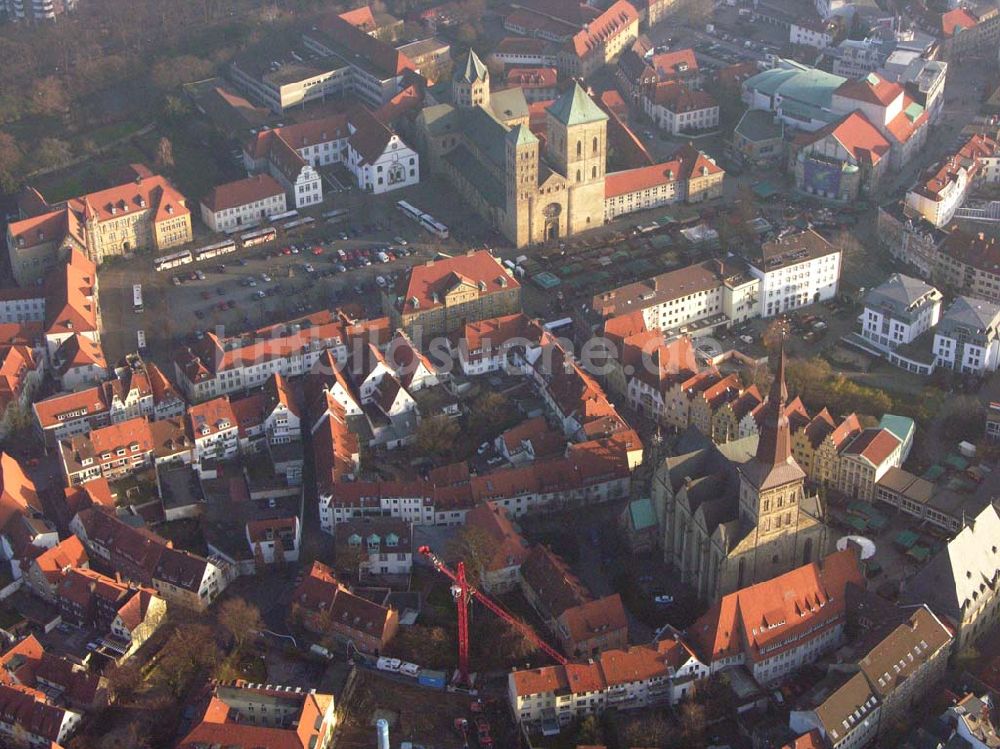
217 597 263 652
155 137 175 169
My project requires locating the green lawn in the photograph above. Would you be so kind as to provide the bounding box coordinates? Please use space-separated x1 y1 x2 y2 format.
90 119 142 147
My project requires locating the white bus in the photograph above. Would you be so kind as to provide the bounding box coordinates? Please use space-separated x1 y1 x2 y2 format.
240 227 277 247
193 239 237 262
323 208 349 225
153 250 193 272
419 214 449 239
268 209 299 223
396 200 423 222
132 284 143 313
282 216 316 232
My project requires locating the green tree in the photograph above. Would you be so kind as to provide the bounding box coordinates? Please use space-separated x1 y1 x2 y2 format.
0 132 22 192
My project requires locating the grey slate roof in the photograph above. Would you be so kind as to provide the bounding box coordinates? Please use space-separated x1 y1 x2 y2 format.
863 273 940 322
937 295 1000 343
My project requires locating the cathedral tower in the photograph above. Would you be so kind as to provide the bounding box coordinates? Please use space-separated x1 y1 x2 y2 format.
504 124 539 248
544 82 608 236
453 49 490 109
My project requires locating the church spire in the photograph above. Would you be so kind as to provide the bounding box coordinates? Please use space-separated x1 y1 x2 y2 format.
755 344 792 469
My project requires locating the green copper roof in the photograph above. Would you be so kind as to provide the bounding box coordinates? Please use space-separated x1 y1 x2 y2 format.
879 414 914 444
628 497 657 531
546 82 607 127
506 123 537 147
455 49 488 83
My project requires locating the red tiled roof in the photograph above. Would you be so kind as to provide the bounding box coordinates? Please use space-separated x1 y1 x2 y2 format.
506 67 558 88
45 248 98 337
651 48 698 78
0 453 41 530
395 251 519 315
338 4 376 29
605 144 721 198
651 81 716 112
30 536 87 583
565 0 639 59
188 396 237 437
942 7 978 36
690 550 863 664
313 11 414 77
834 73 903 107
885 94 929 144
559 594 628 645
201 174 284 213
464 505 531 572
941 230 1000 274
798 111 890 166
841 427 900 467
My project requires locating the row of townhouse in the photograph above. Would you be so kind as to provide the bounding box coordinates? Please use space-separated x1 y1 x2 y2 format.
0 683 82 748
0 248 106 395
0 634 108 712
34 353 184 447
591 229 841 336
317 433 637 532
19 536 167 662
509 637 709 732
788 605 953 748
172 309 388 403
644 357 909 503
855 273 1000 375
904 133 1000 229
70 506 228 611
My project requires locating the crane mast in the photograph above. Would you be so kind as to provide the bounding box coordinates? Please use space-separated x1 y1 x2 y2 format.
419 545 568 685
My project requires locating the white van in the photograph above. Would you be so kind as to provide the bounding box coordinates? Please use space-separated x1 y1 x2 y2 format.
400 662 420 677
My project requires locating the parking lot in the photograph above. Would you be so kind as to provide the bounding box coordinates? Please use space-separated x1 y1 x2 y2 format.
99 214 462 372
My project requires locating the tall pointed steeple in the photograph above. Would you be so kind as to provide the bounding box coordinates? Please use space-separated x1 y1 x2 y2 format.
756 344 791 468
740 343 804 491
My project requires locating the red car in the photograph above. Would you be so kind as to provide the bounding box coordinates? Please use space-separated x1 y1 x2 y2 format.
281 247 292 256
216 302 227 312
312 246 324 255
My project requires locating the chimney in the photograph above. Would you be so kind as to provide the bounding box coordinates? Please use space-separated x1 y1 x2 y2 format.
714 258 724 275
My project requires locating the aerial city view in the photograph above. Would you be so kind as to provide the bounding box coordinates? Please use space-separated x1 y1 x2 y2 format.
0 0 998 746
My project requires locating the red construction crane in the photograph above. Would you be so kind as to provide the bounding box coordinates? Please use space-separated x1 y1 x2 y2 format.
419 545 568 685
